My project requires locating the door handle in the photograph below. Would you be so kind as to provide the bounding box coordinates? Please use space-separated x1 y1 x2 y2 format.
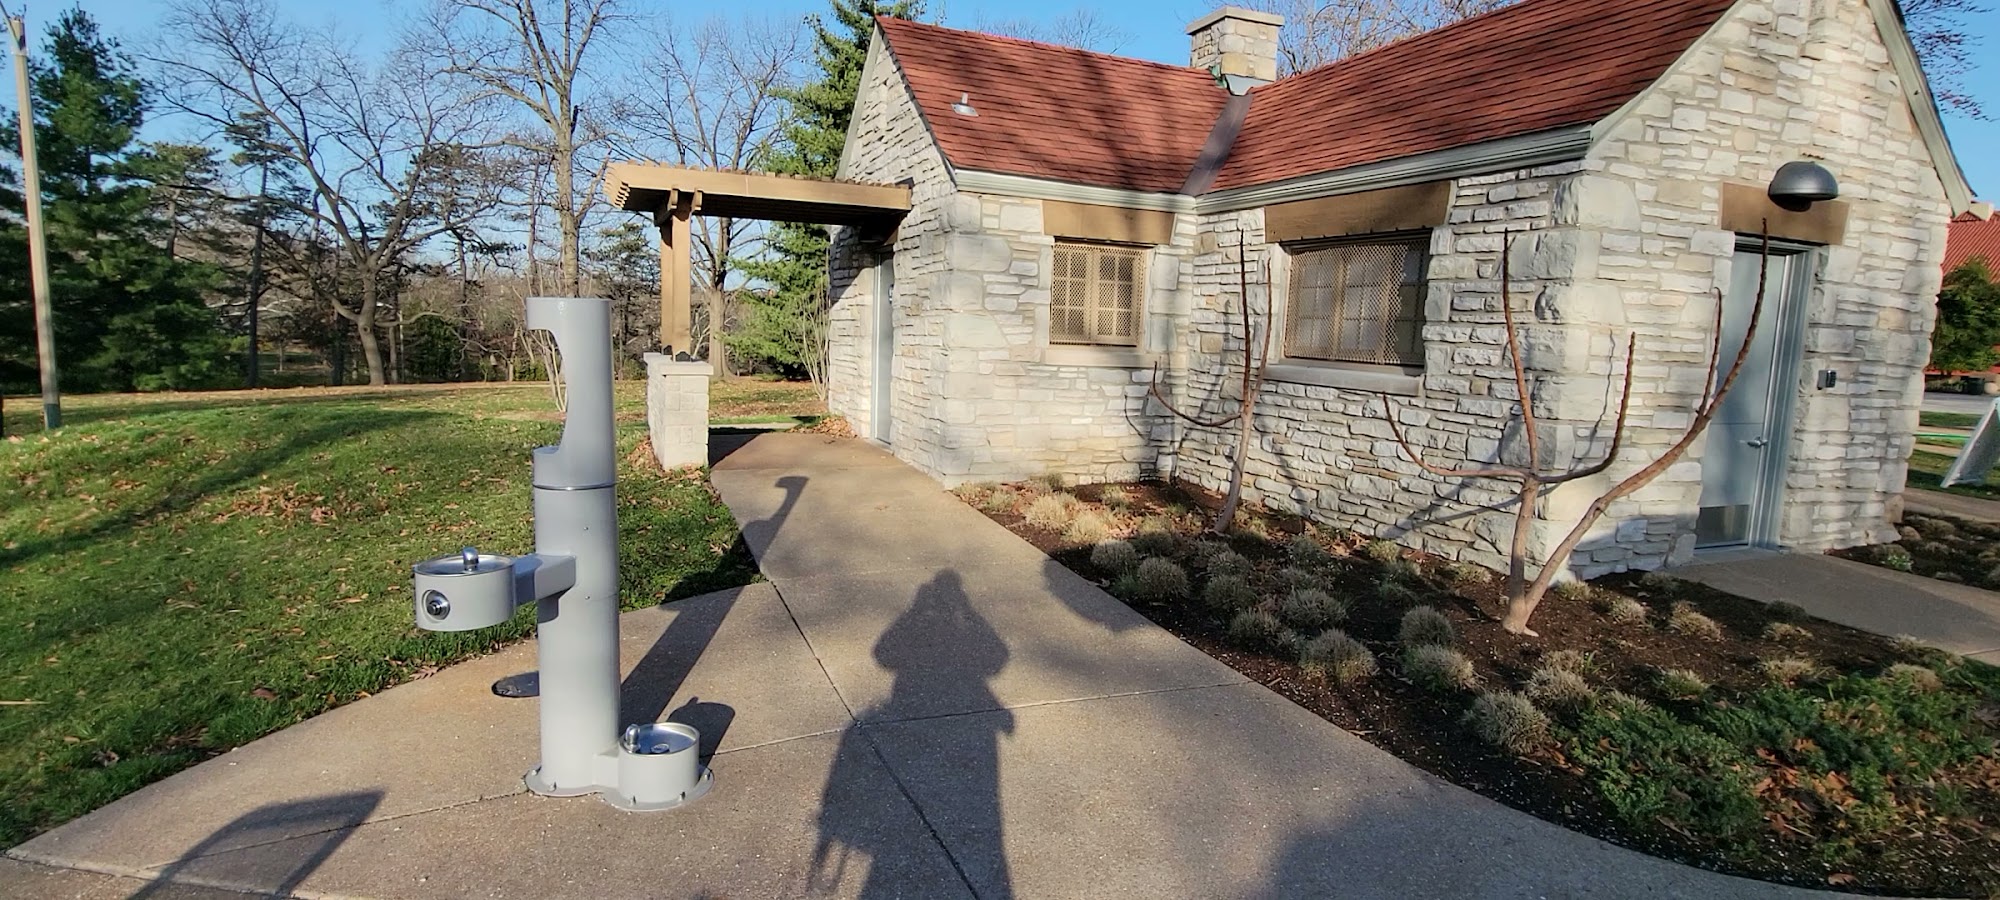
1746 437 1769 448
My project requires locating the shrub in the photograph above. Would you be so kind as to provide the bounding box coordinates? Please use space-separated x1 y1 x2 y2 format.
1381 558 1422 583
1601 690 1651 714
1063 511 1114 545
1657 668 1709 699
1287 533 1333 567
1131 517 1179 556
1881 662 1943 693
1276 566 1324 592
1362 539 1402 563
982 487 1021 513
1280 588 1348 631
1524 666 1595 714
1602 596 1649 627
1916 539 1954 558
1464 691 1551 755
1402 645 1478 692
1877 545 1914 571
1636 571 1682 594
1896 525 1922 543
1204 549 1253 580
1377 579 1422 606
1030 472 1069 494
1228 608 1295 652
1666 602 1723 641
1442 561 1491 588
1766 600 1806 621
1090 539 1141 575
1299 629 1377 683
1398 605 1455 648
1133 557 1190 602
1550 580 1592 603
1756 655 1827 686
1541 649 1593 674
1202 574 1259 613
1566 701 1763 842
1099 484 1133 512
1024 492 1082 530
952 482 995 503
1761 622 1812 643
1920 516 1958 538
1230 509 1273 540
1110 572 1140 599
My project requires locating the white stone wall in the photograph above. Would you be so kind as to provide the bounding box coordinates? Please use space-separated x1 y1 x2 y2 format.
645 353 711 469
1564 0 1952 566
828 36 956 456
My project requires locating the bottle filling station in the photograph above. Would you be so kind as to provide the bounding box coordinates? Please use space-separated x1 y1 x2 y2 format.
410 296 711 811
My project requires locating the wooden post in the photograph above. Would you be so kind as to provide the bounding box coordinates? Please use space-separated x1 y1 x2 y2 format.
656 191 694 357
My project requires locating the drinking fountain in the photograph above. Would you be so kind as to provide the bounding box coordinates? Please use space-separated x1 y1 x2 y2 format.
409 296 712 811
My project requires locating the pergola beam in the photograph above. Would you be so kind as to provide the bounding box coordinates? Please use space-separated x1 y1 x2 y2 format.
606 162 912 364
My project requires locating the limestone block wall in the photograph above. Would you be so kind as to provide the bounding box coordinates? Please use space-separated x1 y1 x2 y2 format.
915 194 1198 485
1563 0 1953 566
645 353 711 469
828 36 956 454
1171 165 1596 576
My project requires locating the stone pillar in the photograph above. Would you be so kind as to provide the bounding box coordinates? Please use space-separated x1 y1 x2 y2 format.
645 352 710 469
1187 7 1283 87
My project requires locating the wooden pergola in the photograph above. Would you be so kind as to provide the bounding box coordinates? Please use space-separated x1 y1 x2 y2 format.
604 162 911 358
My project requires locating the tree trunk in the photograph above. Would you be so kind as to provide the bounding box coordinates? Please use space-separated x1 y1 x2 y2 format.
708 217 732 377
554 143 580 297
357 271 387 386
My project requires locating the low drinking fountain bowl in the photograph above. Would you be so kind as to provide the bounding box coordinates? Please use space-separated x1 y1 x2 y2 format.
614 722 712 811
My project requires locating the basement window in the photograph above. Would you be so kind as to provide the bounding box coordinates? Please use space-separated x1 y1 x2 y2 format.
1051 241 1143 346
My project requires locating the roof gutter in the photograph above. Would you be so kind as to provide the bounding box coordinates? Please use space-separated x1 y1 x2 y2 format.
952 169 1197 214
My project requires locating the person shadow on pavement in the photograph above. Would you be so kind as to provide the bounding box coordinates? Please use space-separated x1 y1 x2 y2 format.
810 570 1015 899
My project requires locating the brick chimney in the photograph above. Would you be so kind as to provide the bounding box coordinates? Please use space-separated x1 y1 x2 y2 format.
1188 7 1283 89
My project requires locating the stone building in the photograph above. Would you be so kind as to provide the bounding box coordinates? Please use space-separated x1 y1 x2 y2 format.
822 0 1972 577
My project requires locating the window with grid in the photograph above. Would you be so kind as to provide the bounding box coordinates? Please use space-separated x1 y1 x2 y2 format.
1284 236 1428 366
1050 242 1143 346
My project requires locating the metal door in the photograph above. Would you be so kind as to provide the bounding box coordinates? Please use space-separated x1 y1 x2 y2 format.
1696 247 1806 548
871 254 895 445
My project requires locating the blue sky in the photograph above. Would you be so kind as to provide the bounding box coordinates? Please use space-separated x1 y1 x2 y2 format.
45 0 2000 199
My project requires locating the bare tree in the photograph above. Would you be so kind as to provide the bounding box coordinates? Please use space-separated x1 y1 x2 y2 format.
422 0 623 298
1904 0 1987 118
1248 0 1510 74
156 0 508 386
1381 233 1773 637
1148 235 1274 534
974 8 1130 52
623 14 801 374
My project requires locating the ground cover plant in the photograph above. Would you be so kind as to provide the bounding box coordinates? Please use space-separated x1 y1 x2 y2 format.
1906 447 2000 501
963 479 2000 897
1833 510 2000 588
0 384 782 847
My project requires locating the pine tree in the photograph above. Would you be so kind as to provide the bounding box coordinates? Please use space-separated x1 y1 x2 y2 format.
0 9 222 392
1931 259 2000 375
733 0 919 377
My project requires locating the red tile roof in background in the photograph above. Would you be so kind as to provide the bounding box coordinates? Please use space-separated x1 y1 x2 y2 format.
1211 0 1739 191
1946 211 2000 273
877 17 1225 194
876 0 1738 194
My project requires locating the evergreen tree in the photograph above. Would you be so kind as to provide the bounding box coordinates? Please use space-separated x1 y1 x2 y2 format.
0 9 222 393
1931 259 2000 375
733 0 919 376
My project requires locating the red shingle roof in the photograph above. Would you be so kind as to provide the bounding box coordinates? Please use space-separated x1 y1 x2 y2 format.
1211 0 1739 190
877 17 1225 194
876 0 1739 194
1946 210 2000 273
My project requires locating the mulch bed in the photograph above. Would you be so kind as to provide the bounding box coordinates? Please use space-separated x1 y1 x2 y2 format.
965 478 2000 898
1832 511 2000 589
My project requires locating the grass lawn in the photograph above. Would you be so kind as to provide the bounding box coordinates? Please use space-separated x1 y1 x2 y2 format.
0 382 800 848
1919 411 1982 430
1906 447 2000 501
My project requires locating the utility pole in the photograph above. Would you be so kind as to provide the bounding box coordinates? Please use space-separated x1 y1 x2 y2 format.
4 4 58 429
244 166 267 388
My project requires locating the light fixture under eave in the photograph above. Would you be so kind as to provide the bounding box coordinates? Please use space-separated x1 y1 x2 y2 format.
1768 160 1839 211
951 92 978 117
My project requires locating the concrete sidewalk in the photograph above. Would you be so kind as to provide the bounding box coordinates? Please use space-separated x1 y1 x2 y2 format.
1905 486 2000 524
8 433 1844 899
1677 551 2000 664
